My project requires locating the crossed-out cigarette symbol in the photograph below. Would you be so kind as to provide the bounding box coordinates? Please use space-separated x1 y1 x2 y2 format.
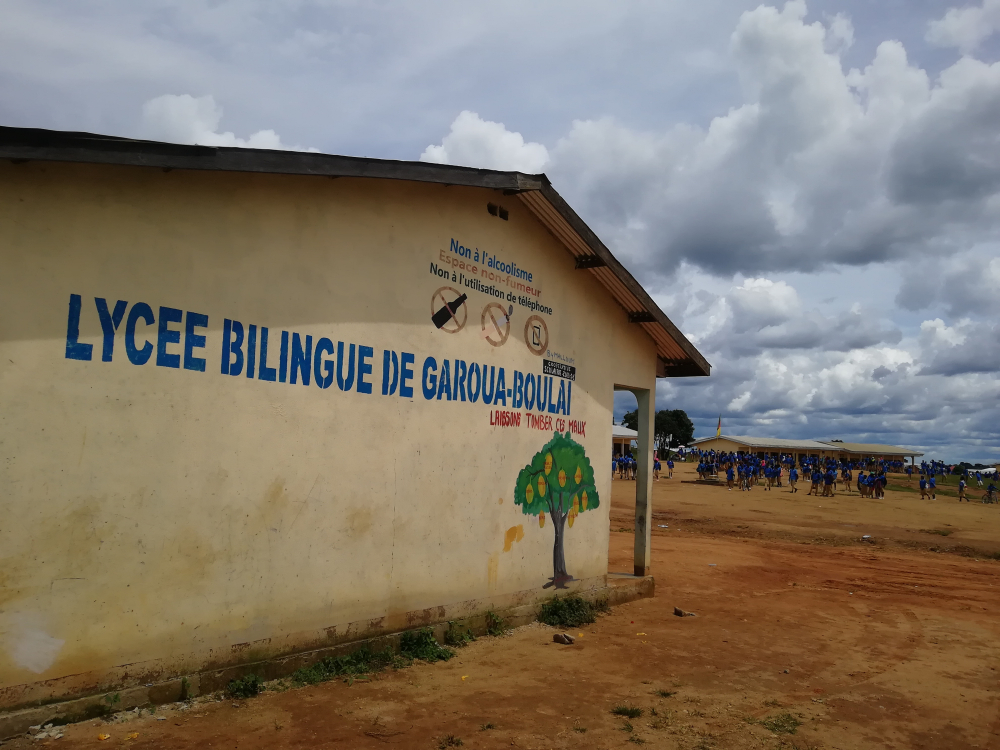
481 303 512 347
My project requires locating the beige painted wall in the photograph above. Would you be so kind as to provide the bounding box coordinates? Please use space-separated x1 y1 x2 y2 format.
0 161 657 697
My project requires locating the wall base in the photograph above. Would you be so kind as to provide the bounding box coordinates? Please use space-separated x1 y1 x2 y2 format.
1 575 653 740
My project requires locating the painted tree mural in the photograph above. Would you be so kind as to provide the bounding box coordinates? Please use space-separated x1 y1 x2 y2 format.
514 431 600 588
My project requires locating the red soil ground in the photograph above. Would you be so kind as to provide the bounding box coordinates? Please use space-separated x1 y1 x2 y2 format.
6 462 999 749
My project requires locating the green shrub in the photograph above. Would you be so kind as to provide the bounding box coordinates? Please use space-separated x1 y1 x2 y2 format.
539 595 609 628
226 674 264 699
399 628 454 662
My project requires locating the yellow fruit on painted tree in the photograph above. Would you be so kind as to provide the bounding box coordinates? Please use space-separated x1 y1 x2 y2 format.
572 495 580 512
574 466 583 485
581 490 589 510
544 453 553 475
525 484 534 503
539 512 546 528
558 469 567 487
537 475 547 497
568 511 575 528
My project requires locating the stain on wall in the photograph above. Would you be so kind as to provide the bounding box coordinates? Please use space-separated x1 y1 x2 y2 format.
502 525 524 552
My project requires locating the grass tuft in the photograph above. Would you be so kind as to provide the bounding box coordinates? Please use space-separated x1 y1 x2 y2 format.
538 595 609 628
758 712 802 734
654 689 676 698
611 704 644 719
438 735 463 748
479 723 495 731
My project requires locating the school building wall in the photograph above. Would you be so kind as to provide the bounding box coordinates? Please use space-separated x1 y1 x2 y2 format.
0 160 657 709
691 438 836 459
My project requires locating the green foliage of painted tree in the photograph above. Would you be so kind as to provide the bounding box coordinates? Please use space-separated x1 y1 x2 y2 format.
514 432 600 586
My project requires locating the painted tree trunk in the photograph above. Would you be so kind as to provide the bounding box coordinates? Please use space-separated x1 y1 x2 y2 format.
551 502 569 580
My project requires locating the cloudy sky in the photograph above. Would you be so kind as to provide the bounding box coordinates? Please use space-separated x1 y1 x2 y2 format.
2 0 998 461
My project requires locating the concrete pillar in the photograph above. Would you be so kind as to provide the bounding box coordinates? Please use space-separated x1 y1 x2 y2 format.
632 387 654 577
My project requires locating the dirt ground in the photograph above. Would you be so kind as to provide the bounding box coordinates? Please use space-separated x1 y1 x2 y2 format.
7 462 1000 750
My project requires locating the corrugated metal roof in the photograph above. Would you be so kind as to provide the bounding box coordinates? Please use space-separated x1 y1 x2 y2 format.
612 424 639 439
0 125 710 378
691 435 834 450
817 441 924 456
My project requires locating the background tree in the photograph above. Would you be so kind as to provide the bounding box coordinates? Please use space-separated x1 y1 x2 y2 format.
514 432 600 588
619 409 694 452
621 409 638 432
657 409 694 450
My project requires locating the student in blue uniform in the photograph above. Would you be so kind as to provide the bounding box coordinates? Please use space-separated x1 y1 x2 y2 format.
789 466 798 493
667 458 674 479
919 475 927 500
928 474 936 500
726 465 734 491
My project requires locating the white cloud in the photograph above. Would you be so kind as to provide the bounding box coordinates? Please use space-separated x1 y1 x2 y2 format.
648 264 999 459
419 110 550 173
534 2 1000 281
141 94 317 151
926 0 1000 55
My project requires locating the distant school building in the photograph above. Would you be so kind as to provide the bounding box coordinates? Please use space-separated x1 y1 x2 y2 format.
0 126 709 725
691 435 923 466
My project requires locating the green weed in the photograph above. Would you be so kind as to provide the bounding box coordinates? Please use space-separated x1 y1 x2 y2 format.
445 621 476 647
438 735 463 748
654 689 676 698
484 610 507 637
291 646 402 686
400 628 454 662
226 674 264 699
538 595 609 628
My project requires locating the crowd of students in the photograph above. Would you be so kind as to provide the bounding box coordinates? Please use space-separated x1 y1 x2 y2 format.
613 446 997 503
612 453 674 481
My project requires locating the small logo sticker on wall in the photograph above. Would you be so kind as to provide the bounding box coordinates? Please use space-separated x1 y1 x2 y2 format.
431 287 468 333
524 315 548 356
543 359 576 381
481 303 512 347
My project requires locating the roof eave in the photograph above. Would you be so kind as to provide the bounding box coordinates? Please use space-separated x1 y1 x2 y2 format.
0 125 710 378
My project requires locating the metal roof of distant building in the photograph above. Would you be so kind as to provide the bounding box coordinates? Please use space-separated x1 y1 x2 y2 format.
816 441 924 456
612 424 638 439
691 435 832 450
0 125 710 379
